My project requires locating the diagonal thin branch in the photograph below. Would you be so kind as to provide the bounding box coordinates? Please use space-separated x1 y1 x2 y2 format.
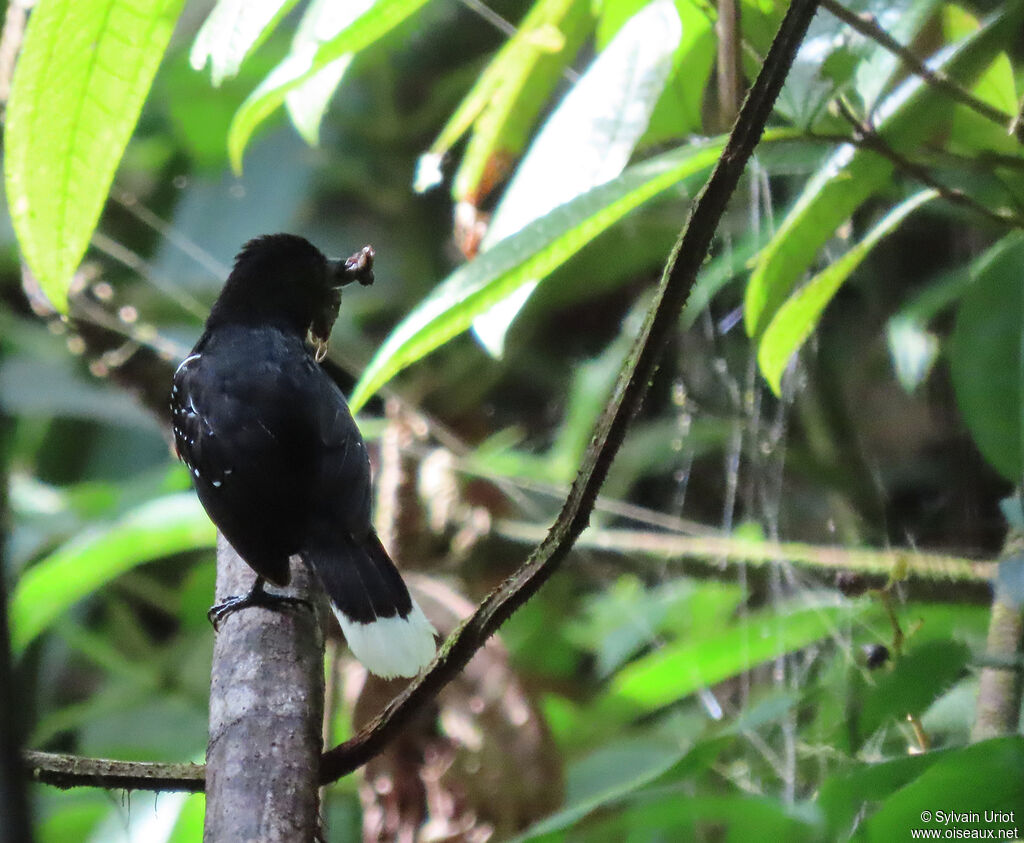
820 0 1015 133
830 97 1024 229
20 0 823 793
319 0 823 785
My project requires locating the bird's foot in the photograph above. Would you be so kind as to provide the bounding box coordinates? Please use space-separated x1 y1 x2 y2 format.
207 578 312 629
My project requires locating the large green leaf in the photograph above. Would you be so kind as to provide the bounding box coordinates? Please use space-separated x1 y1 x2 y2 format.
512 737 695 841
9 493 215 653
743 2 1024 341
950 233 1024 481
470 0 683 358
861 737 1024 840
227 0 434 171
851 639 971 751
4 0 185 312
609 602 855 712
757 190 937 394
190 0 299 87
349 134 801 411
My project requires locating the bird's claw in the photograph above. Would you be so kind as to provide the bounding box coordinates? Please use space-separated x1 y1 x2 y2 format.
207 585 312 630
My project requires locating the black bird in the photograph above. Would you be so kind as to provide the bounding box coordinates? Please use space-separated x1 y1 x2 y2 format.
171 234 436 678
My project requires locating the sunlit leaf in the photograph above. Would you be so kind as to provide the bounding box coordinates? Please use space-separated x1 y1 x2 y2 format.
284 0 376 145
228 0 434 172
4 0 185 312
350 134 793 411
744 3 1023 340
853 0 941 110
470 0 682 358
421 0 592 199
610 603 853 711
757 190 936 394
190 0 299 87
10 493 215 653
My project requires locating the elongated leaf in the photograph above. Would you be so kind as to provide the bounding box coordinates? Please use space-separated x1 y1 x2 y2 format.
228 0 433 171
744 3 1024 340
862 737 1024 840
471 0 682 358
757 190 936 394
610 603 852 711
950 233 1024 480
349 135 769 411
10 494 215 653
4 0 185 312
512 738 694 841
419 0 591 199
190 0 299 87
283 0 376 145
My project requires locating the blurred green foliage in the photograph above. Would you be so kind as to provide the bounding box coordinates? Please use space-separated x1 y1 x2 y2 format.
2 0 1023 838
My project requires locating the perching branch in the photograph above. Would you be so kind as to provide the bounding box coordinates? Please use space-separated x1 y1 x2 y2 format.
20 0 823 793
203 537 325 840
319 0 823 785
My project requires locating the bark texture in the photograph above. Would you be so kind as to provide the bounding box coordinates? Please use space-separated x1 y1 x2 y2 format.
204 535 325 842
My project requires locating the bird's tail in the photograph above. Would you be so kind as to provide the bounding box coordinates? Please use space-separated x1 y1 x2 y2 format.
304 531 436 679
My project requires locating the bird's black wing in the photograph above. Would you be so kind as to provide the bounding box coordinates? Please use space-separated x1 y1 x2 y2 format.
172 328 321 585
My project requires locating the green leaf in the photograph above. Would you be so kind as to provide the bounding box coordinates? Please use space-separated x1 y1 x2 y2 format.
852 639 970 750
609 602 854 712
190 0 299 87
861 737 1024 840
283 0 373 146
512 737 695 841
3 0 185 312
744 2 1024 340
471 0 683 358
817 750 949 837
757 190 937 394
228 0 434 172
950 233 1024 481
350 135 775 411
853 0 942 111
9 493 215 653
420 0 592 199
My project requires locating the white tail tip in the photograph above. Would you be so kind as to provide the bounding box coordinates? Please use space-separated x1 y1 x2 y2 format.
334 599 437 679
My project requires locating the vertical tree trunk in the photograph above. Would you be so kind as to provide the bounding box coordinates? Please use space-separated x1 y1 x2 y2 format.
204 536 325 842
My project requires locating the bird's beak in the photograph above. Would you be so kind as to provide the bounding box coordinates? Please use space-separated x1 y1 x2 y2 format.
329 245 375 288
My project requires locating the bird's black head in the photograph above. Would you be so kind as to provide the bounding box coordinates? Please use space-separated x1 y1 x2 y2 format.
205 234 369 343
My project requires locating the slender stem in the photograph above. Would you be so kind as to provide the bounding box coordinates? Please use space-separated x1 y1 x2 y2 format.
820 0 1014 132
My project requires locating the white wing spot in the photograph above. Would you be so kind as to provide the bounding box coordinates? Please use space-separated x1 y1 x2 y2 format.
174 353 201 378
